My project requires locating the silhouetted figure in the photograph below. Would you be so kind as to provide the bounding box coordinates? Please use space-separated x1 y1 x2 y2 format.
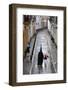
26 42 30 53
25 42 30 58
37 47 43 66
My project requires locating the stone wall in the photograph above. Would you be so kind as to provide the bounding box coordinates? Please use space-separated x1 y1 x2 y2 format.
48 17 57 46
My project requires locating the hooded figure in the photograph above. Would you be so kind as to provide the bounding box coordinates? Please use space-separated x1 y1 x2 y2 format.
38 47 43 66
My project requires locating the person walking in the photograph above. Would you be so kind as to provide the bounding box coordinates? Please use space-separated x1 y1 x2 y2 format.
37 47 43 66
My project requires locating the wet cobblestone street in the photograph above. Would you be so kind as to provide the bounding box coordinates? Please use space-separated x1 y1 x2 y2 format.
23 29 57 74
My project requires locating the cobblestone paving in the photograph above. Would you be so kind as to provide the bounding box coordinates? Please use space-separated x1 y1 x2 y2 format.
31 29 57 74
23 29 57 74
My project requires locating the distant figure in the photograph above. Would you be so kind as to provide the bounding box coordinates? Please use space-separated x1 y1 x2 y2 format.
26 42 30 53
25 42 30 57
25 42 31 62
37 47 43 66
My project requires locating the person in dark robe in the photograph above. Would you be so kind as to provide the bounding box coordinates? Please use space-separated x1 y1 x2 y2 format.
24 42 30 57
26 42 30 53
37 47 43 66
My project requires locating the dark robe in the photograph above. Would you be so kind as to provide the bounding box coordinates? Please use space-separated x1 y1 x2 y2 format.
38 51 43 65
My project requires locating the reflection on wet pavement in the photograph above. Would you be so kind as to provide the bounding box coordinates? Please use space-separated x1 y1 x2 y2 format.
30 29 57 74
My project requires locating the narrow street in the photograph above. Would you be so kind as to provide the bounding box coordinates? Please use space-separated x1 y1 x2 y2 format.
23 15 57 75
30 29 57 74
